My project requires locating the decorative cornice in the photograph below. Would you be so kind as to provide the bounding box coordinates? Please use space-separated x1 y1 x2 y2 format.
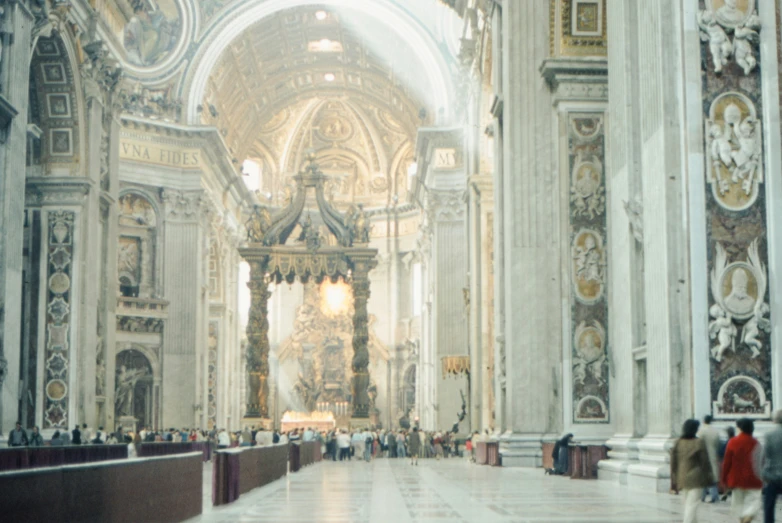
540 58 608 105
26 177 92 207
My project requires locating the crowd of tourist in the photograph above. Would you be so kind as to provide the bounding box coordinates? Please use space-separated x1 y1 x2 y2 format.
667 413 782 523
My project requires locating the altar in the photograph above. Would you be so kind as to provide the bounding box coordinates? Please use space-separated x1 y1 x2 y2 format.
280 411 336 433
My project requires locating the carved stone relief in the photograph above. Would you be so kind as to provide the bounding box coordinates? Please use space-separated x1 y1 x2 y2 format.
705 92 762 211
568 113 609 423
699 0 772 420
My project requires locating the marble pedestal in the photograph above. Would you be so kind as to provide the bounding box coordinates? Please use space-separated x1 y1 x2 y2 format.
243 418 272 431
626 435 672 493
499 432 543 467
597 435 640 485
118 416 138 434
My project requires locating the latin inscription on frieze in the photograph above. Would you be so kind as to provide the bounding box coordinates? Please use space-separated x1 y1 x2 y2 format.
120 140 201 169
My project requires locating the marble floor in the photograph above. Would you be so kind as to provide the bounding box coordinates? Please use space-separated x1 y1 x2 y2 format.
190 458 771 523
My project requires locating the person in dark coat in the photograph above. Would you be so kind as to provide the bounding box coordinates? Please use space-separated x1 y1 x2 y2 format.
547 433 573 475
71 425 82 445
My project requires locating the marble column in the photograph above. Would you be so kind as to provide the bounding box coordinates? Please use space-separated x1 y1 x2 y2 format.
598 0 694 492
468 175 494 431
428 190 468 432
0 2 33 433
161 189 206 428
498 0 561 466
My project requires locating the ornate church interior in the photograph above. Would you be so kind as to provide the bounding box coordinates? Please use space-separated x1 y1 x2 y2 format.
1 0 782 521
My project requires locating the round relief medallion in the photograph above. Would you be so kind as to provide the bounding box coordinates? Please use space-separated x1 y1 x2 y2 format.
46 379 68 401
575 327 604 363
48 272 71 294
719 262 758 320
318 116 354 142
705 0 753 28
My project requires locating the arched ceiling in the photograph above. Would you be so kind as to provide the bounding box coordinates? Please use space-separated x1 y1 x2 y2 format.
202 6 432 208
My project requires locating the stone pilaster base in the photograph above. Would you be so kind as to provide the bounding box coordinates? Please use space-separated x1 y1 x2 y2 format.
498 432 544 467
597 434 639 485
626 435 673 493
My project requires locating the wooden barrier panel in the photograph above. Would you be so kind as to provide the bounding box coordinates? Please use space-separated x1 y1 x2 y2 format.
541 442 555 470
486 442 501 466
0 452 202 523
137 441 212 462
569 444 608 479
0 445 128 472
213 444 289 506
298 441 322 468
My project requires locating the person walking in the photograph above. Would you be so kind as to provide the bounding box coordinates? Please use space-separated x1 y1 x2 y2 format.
699 415 721 503
671 419 715 523
722 418 763 523
408 428 421 465
762 410 782 523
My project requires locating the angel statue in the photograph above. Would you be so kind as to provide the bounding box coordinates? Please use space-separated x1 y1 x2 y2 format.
733 13 761 75
740 240 770 358
246 206 272 243
345 204 370 244
709 304 737 362
710 243 738 362
698 9 733 74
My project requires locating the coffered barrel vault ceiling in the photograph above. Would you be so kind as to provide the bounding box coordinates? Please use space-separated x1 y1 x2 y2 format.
201 6 439 209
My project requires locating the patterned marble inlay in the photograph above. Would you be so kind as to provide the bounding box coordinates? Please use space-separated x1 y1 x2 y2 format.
43 210 75 429
189 459 763 523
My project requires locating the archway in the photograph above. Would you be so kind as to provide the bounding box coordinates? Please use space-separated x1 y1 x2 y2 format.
181 0 454 124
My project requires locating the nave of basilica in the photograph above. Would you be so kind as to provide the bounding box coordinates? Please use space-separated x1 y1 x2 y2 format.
1 0 782 519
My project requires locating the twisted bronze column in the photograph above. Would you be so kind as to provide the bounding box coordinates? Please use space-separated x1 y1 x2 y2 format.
245 262 272 419
350 264 372 419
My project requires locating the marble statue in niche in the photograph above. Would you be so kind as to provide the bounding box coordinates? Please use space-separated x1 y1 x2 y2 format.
118 237 141 284
709 239 769 361
115 364 148 417
123 0 181 67
699 1 760 75
705 93 762 211
572 229 605 303
571 154 605 219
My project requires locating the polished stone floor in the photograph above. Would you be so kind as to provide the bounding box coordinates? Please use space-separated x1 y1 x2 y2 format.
190 458 762 523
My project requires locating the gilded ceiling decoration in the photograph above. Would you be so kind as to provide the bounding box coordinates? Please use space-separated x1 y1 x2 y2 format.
203 7 426 209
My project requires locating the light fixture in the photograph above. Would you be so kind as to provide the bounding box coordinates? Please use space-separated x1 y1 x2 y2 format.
324 73 336 82
320 279 351 316
315 10 328 21
319 38 331 49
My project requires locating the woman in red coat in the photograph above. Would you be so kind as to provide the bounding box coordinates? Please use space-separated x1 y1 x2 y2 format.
721 418 763 523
